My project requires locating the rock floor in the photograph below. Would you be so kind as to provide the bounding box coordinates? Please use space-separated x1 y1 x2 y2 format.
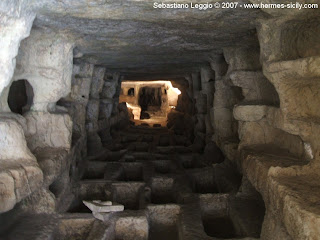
1 125 266 240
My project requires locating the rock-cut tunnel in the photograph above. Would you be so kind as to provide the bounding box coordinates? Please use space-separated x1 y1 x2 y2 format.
0 1 320 240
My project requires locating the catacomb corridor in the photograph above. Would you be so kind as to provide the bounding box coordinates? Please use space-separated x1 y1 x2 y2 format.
0 1 320 239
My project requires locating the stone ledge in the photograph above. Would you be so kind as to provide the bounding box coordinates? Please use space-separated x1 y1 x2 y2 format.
269 174 320 239
241 147 307 193
265 56 320 80
234 105 268 122
241 147 320 239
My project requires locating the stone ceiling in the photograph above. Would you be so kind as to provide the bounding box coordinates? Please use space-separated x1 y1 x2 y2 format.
31 0 265 78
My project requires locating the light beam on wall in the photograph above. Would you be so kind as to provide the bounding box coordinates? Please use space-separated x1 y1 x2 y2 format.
167 81 181 95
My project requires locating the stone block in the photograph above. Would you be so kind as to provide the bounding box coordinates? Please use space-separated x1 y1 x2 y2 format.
73 62 94 78
70 77 92 103
195 93 207 114
0 120 43 213
68 102 87 136
100 80 118 99
19 188 56 214
25 112 72 151
99 101 113 119
0 117 35 160
90 67 106 99
224 47 261 71
87 132 103 156
86 99 100 123
233 105 268 122
0 172 16 212
115 216 148 240
34 148 69 186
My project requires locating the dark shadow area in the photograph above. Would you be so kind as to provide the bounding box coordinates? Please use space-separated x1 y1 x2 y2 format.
128 88 135 96
138 87 161 112
203 217 237 238
68 199 92 213
8 79 34 114
149 224 178 240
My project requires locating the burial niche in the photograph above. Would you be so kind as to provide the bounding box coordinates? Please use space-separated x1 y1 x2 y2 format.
128 88 135 96
8 79 34 115
138 87 162 112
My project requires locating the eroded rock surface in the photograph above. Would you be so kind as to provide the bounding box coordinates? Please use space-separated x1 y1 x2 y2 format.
0 1 319 240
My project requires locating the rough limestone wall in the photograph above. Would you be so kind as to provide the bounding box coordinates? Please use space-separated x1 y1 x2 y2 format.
210 45 310 239
66 62 94 141
0 1 45 214
0 1 35 104
0 118 43 213
184 74 197 120
189 72 206 150
200 66 215 141
251 10 320 240
52 63 118 212
225 46 306 158
86 66 106 156
210 52 242 161
12 28 74 112
173 79 193 116
106 74 132 137
185 75 194 103
185 66 216 153
13 28 74 152
110 73 123 119
57 62 95 207
0 27 75 214
205 5 320 239
98 71 118 145
188 66 218 151
258 16 320 159
1 29 75 212
84 70 128 156
220 44 314 240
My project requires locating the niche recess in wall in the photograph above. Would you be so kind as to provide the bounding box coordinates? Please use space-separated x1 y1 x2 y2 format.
8 79 34 115
138 87 162 111
128 88 135 96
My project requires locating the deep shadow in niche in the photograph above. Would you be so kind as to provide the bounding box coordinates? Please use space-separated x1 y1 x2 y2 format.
8 79 34 115
138 87 161 112
202 181 266 239
128 88 135 96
